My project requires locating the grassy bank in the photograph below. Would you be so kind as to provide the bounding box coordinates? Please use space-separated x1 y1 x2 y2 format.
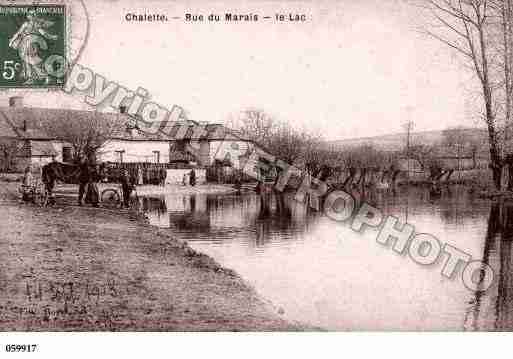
0 181 307 331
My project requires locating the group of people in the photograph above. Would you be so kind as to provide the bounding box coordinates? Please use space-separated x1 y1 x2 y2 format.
136 166 167 186
21 160 200 208
78 163 134 208
182 169 197 186
77 162 106 207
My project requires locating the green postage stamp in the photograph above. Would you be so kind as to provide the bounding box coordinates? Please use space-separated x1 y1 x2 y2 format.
0 4 66 88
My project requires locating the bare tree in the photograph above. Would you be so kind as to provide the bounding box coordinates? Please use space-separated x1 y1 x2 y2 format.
230 109 276 146
501 0 513 145
442 126 468 147
230 108 321 165
402 119 415 154
0 139 20 171
419 0 508 188
40 111 125 164
407 144 434 169
442 126 479 149
442 126 480 169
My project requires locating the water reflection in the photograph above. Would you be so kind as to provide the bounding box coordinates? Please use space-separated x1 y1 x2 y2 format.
142 191 318 245
464 202 513 331
139 186 513 330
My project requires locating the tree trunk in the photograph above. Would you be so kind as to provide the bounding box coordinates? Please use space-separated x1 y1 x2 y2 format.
503 0 513 154
509 163 513 191
491 162 503 190
501 163 511 190
482 68 502 189
476 10 503 190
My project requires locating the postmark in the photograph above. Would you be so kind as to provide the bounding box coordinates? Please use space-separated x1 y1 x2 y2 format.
0 4 66 88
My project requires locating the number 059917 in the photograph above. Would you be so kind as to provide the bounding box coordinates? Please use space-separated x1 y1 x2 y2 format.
5 344 38 353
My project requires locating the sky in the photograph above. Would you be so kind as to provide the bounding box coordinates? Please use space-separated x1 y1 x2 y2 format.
1 0 479 140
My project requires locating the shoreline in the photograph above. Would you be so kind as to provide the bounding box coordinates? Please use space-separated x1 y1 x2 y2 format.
0 181 311 331
129 183 240 196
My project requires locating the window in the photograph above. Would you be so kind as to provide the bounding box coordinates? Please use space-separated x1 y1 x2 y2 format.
62 146 72 163
115 150 125 163
153 151 160 163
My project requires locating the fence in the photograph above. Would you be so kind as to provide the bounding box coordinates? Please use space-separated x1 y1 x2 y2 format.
104 162 204 185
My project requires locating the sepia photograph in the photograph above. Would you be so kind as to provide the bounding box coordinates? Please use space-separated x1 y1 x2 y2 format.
0 0 513 356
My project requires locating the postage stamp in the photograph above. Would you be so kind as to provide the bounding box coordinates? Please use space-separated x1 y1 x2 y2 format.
0 4 66 88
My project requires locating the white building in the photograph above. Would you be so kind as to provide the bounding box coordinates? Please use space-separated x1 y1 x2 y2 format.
0 97 256 172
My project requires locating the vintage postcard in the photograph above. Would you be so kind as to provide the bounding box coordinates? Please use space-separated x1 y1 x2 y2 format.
1 0 513 356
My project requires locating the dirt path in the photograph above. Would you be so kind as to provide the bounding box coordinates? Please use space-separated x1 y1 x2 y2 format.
0 182 305 331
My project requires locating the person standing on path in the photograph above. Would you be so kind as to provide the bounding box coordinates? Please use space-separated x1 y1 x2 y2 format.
189 168 196 187
137 166 143 185
159 167 166 186
20 166 33 202
77 160 90 206
120 169 134 208
85 164 100 207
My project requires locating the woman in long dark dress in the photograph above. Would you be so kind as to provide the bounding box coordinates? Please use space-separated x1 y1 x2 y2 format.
85 164 101 207
189 169 196 187
77 161 90 206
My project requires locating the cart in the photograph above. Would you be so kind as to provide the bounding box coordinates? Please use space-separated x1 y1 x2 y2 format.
100 184 138 208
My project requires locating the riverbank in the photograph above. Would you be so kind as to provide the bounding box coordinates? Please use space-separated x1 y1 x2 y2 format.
0 181 307 331
41 183 241 198
132 183 240 196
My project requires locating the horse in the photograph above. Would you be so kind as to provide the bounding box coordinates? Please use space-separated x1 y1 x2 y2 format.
41 162 81 203
42 162 108 205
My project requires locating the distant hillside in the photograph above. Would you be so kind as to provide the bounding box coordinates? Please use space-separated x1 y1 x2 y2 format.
327 128 489 153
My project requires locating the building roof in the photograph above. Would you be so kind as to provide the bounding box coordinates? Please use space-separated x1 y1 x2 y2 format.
0 109 22 138
0 106 250 143
157 121 246 141
110 122 170 141
0 107 120 140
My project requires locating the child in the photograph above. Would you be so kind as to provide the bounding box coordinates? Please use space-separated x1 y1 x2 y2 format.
20 166 33 202
22 166 33 186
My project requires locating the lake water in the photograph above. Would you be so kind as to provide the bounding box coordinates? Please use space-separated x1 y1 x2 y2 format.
139 185 513 330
